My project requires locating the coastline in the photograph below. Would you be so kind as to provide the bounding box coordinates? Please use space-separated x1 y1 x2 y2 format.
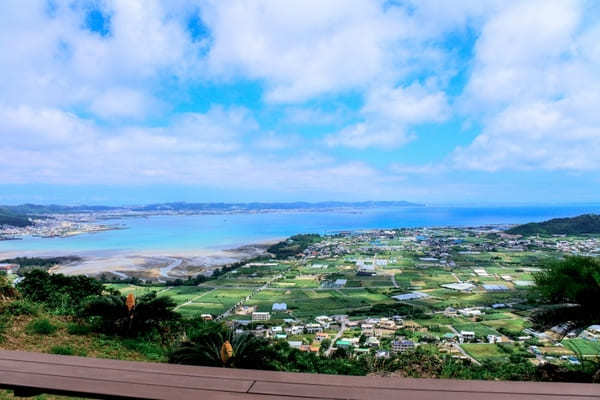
2 238 283 281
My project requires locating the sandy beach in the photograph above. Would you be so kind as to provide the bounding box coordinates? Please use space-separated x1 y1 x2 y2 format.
2 240 280 281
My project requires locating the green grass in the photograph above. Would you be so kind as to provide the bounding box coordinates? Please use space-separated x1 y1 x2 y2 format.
26 318 58 335
461 344 512 362
452 322 500 339
562 339 600 356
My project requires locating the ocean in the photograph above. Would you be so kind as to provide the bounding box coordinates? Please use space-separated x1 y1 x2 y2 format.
1 205 599 254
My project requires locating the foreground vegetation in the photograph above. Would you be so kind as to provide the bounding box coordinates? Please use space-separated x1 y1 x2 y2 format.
1 250 599 384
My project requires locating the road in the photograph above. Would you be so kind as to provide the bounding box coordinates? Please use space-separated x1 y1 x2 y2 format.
174 288 215 311
446 325 481 366
217 273 284 320
325 320 346 356
390 273 399 288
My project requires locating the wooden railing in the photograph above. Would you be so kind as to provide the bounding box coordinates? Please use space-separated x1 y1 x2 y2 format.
0 350 599 399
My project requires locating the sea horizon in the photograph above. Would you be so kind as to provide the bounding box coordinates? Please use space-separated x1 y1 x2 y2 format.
2 204 600 257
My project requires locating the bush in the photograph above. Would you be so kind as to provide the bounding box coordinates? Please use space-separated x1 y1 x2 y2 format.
50 345 75 355
5 300 40 316
67 323 91 335
81 292 180 337
17 270 104 313
26 318 57 335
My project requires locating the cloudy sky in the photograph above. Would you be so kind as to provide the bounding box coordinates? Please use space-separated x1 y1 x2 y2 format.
1 0 599 205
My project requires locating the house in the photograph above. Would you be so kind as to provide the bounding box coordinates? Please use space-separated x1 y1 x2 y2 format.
271 326 283 334
366 336 380 347
487 335 503 344
200 314 213 321
305 323 323 334
361 324 374 336
459 308 482 317
336 339 353 349
444 307 458 317
374 328 396 338
460 331 476 343
581 325 600 341
252 312 271 321
286 325 305 335
288 341 303 349
333 279 347 288
315 316 332 328
272 303 287 311
315 332 330 342
377 318 396 329
391 339 415 353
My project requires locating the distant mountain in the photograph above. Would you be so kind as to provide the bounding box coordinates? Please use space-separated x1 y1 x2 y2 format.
0 201 423 222
131 201 423 212
506 214 600 236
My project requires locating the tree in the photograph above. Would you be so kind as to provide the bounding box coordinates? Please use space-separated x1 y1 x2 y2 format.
17 270 104 312
532 256 600 328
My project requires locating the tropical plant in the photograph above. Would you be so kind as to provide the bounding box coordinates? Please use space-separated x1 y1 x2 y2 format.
81 292 179 337
169 321 277 370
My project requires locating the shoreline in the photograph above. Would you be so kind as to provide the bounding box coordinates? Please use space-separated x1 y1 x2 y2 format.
2 238 283 281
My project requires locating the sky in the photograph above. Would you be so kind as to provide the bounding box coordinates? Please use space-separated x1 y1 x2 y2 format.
1 0 599 205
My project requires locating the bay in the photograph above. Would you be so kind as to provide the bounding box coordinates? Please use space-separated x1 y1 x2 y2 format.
1 205 599 254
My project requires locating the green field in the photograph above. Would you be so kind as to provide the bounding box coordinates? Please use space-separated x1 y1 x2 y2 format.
462 344 513 361
562 339 600 357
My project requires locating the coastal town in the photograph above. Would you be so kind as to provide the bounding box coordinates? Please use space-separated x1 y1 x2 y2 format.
104 227 600 367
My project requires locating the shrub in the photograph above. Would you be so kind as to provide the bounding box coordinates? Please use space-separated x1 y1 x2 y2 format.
67 323 91 335
5 300 40 316
17 269 104 313
26 318 57 335
50 345 75 355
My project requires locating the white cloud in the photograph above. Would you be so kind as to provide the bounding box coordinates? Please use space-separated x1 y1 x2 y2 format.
0 0 199 118
89 88 163 119
326 83 449 149
454 0 600 172
325 123 414 149
200 0 416 102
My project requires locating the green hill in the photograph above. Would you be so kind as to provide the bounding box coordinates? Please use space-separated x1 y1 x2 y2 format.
0 210 32 227
506 214 600 236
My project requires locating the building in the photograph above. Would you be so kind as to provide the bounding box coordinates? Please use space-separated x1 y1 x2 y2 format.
252 312 271 321
460 331 476 343
441 283 475 292
305 323 323 334
272 303 287 311
315 332 330 342
391 339 414 353
482 284 510 292
333 279 347 288
487 335 503 344
200 314 213 321
361 324 374 336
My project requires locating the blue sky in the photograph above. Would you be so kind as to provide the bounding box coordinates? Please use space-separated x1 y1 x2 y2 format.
0 0 599 205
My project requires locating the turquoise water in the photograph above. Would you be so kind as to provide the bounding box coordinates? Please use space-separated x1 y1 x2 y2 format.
1 205 599 253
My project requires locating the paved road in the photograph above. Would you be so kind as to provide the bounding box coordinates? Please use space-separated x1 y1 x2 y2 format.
174 288 216 311
325 320 346 356
390 273 399 288
446 325 481 366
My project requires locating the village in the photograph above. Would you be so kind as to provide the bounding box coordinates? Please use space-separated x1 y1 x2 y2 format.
108 227 600 367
